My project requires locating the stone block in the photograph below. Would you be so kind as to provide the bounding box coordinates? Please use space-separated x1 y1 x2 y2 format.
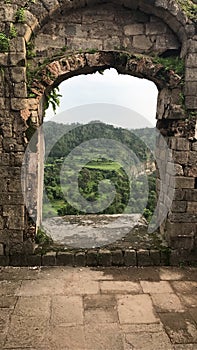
0 193 24 206
0 243 4 255
27 254 41 267
124 23 144 35
174 176 195 189
0 255 9 266
146 22 167 34
184 81 197 96
185 189 197 201
171 201 187 213
0 53 8 66
170 249 190 266
100 281 141 294
173 189 185 201
124 249 136 266
103 36 121 50
165 222 196 237
67 37 103 50
13 82 27 98
171 234 195 251
9 254 28 267
169 212 197 223
117 294 159 324
0 153 10 166
35 34 66 51
174 164 184 175
176 138 190 151
155 34 179 51
160 250 170 266
0 216 4 230
0 4 18 22
3 205 24 230
111 250 124 266
86 250 98 266
187 202 197 213
42 251 56 266
185 68 197 81
133 35 152 50
192 142 197 151
9 53 26 67
185 96 197 109
137 249 152 266
75 251 86 266
172 151 189 164
150 250 161 265
9 37 26 53
11 98 28 111
98 249 112 267
56 252 74 266
11 67 26 83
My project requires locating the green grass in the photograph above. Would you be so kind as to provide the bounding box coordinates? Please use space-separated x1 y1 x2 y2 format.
85 161 122 171
42 200 65 217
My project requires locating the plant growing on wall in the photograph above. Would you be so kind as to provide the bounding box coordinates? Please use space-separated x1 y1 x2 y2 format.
26 41 36 58
9 24 17 39
152 56 185 76
44 87 62 113
177 0 197 21
15 7 26 23
0 32 10 52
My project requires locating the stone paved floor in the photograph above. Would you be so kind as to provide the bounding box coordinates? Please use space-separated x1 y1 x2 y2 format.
0 266 197 350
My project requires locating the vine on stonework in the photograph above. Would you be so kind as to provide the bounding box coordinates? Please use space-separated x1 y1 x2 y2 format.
176 0 197 21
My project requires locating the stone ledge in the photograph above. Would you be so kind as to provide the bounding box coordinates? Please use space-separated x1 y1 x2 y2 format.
1 248 196 267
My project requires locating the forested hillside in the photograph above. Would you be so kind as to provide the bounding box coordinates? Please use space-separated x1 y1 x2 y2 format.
43 121 156 221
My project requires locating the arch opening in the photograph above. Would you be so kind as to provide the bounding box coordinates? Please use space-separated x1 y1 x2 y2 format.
27 63 177 249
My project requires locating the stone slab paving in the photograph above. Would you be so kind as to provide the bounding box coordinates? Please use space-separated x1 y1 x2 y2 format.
0 266 196 350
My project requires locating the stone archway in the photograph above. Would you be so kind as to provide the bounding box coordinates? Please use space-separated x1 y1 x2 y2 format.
0 0 196 262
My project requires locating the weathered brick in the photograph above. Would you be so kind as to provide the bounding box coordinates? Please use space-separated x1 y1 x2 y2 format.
184 81 197 96
150 250 161 265
56 252 74 266
42 251 56 266
86 250 98 267
133 35 152 50
11 98 28 111
27 254 41 266
168 212 197 223
0 243 4 255
185 189 197 201
187 202 197 213
185 96 197 109
174 177 195 189
172 151 189 164
111 250 124 266
98 249 112 267
171 201 187 213
124 23 144 35
137 250 152 266
11 67 26 83
146 22 166 34
75 251 86 266
124 249 136 267
3 205 24 230
185 68 197 81
13 82 27 98
170 235 195 251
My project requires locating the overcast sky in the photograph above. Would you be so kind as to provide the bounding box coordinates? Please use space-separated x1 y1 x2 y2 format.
45 68 158 129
